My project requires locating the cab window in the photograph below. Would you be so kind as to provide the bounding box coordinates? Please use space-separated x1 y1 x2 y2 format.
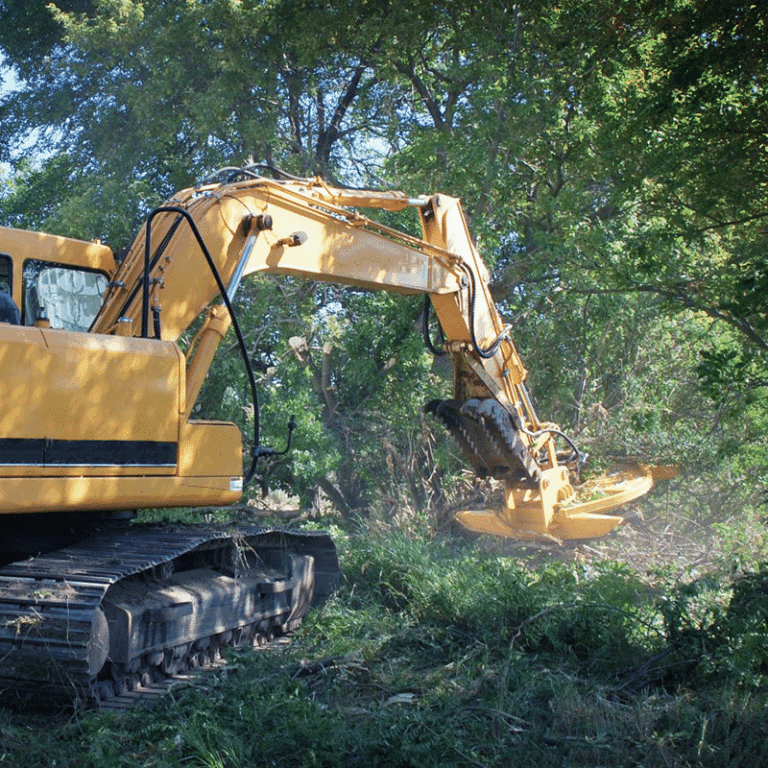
0 254 11 295
23 259 108 332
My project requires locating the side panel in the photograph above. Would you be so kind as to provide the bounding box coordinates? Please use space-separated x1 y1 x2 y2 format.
178 421 242 478
0 327 242 513
0 326 180 459
0 476 241 514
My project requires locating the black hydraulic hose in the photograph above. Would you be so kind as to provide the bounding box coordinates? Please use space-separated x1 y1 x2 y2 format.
458 265 584 472
142 221 152 338
144 205 261 487
422 294 447 356
464 264 509 360
422 265 507 359
199 166 262 186
539 427 582 464
523 424 584 476
202 164 304 186
241 164 306 182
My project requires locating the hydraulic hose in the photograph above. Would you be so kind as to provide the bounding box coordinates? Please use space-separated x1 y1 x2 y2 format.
422 294 447 356
144 206 262 487
463 263 511 360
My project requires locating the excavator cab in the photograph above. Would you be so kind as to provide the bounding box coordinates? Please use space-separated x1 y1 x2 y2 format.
0 227 116 326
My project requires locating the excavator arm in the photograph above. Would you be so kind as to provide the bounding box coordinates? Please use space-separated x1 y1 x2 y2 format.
0 170 662 540
79 171 659 540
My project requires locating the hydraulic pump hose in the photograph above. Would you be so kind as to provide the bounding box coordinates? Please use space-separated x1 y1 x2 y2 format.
422 294 447 356
144 205 261 487
464 263 511 360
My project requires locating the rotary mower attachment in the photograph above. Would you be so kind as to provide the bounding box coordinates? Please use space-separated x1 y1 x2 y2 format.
454 464 677 543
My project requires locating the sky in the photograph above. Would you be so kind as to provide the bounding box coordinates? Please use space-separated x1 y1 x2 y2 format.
0 50 19 96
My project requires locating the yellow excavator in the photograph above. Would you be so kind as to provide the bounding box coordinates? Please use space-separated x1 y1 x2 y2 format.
0 168 663 707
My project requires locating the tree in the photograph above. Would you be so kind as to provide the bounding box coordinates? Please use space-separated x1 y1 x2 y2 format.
1 0 394 235
593 0 768 358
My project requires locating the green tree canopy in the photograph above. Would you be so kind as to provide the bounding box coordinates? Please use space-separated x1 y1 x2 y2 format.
0 0 765 517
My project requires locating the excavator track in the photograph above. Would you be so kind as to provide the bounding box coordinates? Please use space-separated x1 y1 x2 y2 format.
0 525 338 710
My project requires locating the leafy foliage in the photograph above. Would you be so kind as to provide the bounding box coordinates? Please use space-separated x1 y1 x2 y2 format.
1 3 768 766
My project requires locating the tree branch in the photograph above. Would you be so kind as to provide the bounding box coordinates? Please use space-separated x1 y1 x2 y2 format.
569 285 768 354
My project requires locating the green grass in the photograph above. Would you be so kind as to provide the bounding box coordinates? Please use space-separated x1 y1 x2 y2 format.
3 524 768 767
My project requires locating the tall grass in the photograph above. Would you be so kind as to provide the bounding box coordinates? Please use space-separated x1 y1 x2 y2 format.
2 523 768 767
